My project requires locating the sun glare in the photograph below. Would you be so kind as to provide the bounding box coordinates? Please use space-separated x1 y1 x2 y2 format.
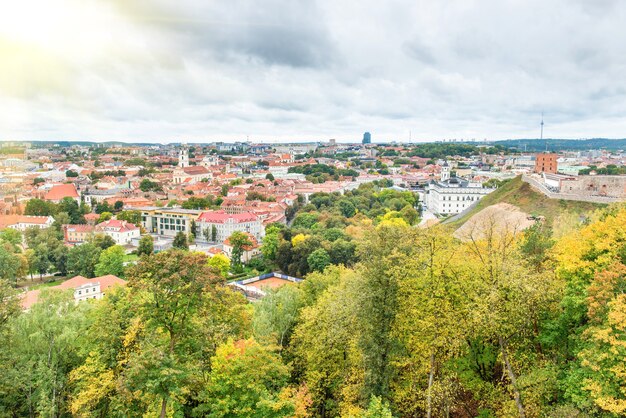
0 0 115 56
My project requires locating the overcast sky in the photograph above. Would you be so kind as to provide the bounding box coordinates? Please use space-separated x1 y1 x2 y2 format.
1 0 626 143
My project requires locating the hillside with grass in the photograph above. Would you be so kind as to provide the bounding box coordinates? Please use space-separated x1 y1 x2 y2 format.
445 175 606 228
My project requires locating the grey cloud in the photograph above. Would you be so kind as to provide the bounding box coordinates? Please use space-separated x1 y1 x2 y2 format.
5 0 626 141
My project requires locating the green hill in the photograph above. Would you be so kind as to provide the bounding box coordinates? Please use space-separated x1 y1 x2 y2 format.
445 175 606 228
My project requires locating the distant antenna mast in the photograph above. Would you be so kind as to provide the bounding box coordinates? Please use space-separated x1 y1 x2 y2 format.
539 112 548 151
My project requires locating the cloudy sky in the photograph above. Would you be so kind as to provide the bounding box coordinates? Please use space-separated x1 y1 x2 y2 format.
1 0 626 143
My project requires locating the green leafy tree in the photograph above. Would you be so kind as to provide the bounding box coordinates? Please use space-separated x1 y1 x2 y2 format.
261 230 280 262
0 290 91 417
211 225 218 242
363 396 394 418
228 232 252 271
58 197 85 224
194 338 294 417
98 211 113 223
95 201 113 214
90 233 116 250
95 245 126 277
0 245 21 284
207 253 230 278
137 235 154 256
172 231 188 250
307 248 331 272
0 279 19 327
339 200 357 218
24 198 57 216
67 243 102 277
139 179 162 192
0 228 22 249
124 250 225 418
253 285 305 348
116 210 142 226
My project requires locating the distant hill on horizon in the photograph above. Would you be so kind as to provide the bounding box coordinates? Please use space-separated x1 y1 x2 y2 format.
493 138 626 151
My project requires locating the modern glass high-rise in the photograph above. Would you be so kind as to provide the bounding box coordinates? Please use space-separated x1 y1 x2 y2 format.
362 132 371 144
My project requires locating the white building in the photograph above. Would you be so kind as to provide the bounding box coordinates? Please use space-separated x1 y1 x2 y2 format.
21 274 126 310
196 210 264 243
425 177 495 215
172 166 213 184
95 219 141 245
0 215 54 231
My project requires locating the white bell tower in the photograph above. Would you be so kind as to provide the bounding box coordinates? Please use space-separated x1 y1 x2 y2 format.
441 161 450 182
179 144 189 168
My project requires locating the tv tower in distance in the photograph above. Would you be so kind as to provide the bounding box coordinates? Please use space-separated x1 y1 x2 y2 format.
540 112 547 151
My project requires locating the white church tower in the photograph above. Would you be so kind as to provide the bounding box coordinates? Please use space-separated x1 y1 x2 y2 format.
441 161 450 182
179 145 189 168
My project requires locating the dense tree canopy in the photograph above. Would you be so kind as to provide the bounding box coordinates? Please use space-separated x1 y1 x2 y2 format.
3 189 626 417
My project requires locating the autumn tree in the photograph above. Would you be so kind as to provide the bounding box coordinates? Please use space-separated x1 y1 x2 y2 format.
194 339 294 417
124 250 226 417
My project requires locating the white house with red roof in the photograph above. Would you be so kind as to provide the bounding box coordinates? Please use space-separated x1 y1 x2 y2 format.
21 274 126 310
196 210 264 243
223 232 260 263
0 215 54 231
95 219 141 245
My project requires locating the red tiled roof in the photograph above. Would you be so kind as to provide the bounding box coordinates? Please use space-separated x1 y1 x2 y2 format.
44 184 79 201
0 215 52 228
96 219 139 232
20 274 126 309
57 274 126 291
183 166 210 175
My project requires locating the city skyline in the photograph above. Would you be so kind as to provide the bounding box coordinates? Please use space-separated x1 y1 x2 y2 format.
3 1 626 142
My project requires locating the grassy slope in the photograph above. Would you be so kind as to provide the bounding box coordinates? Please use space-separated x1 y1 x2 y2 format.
446 175 606 228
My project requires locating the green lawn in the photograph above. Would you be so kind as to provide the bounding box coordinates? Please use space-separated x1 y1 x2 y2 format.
28 279 66 290
123 254 139 263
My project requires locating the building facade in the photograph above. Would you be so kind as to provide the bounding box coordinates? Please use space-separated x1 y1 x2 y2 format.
63 224 96 244
534 153 558 174
425 178 495 215
95 219 141 245
140 207 201 237
196 210 264 243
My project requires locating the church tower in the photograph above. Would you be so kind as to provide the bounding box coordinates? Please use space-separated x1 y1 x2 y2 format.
179 145 189 168
441 161 450 182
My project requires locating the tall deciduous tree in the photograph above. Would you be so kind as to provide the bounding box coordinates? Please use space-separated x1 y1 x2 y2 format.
228 231 252 271
95 245 126 277
172 231 188 250
194 338 294 417
67 243 101 277
124 250 223 418
137 235 154 256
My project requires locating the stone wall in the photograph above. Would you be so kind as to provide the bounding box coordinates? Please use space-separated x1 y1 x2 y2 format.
522 175 624 204
559 175 626 198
